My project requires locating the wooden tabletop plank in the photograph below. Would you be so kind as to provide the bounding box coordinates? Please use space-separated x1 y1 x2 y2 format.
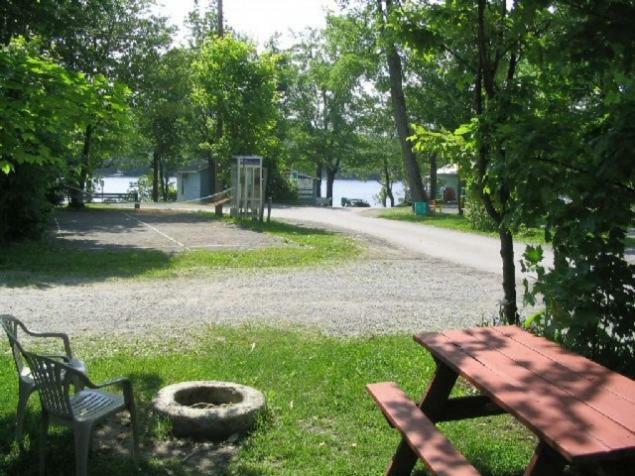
443 328 635 451
492 326 635 405
487 326 635 432
415 331 625 462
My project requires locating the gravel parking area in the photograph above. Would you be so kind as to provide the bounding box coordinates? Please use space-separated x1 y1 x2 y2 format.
53 209 282 252
0 207 537 339
1 251 523 339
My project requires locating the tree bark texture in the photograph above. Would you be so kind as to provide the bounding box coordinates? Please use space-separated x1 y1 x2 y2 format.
325 168 336 205
383 157 395 207
207 154 216 196
430 153 437 204
315 165 322 198
217 0 224 37
499 227 519 323
378 0 426 203
457 170 463 216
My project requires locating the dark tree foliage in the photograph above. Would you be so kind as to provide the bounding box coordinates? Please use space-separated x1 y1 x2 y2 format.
403 0 634 372
520 0 635 374
0 164 60 242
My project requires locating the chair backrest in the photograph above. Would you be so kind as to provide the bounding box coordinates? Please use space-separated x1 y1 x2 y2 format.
0 315 27 375
21 351 74 419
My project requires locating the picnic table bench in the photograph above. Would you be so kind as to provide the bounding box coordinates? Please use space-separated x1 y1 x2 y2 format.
367 326 635 475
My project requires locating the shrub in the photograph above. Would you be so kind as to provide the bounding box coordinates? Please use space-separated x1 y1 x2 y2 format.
464 196 497 232
0 164 59 242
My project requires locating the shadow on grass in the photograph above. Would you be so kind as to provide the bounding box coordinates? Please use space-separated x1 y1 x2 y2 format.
0 388 266 476
236 219 334 236
0 410 179 476
1 210 344 288
0 242 174 288
128 371 164 399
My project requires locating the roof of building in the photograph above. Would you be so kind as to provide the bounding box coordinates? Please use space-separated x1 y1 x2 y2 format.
288 170 320 181
176 161 209 174
177 156 264 174
437 164 458 175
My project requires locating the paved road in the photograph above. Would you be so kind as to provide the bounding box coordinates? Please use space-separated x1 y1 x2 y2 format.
271 206 553 277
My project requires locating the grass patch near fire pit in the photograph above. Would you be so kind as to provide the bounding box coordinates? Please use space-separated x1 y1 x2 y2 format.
0 326 536 475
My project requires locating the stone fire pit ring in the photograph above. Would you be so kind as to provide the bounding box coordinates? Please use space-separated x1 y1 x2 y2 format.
153 381 266 441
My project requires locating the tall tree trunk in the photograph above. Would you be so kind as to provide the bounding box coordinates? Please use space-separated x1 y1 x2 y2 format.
152 148 160 202
383 157 395 207
214 0 224 215
475 0 517 325
430 153 437 205
457 170 463 216
325 168 336 205
163 170 170 202
217 0 224 37
377 0 426 203
499 228 519 324
207 151 218 199
315 165 322 198
70 125 93 208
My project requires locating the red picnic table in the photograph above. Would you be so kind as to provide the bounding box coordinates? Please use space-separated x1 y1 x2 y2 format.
367 325 635 475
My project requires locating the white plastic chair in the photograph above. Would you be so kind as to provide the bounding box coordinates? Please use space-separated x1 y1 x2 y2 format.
20 346 139 476
0 314 87 443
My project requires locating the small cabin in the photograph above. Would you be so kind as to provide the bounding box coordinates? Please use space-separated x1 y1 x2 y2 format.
288 171 320 204
176 161 214 202
435 164 459 202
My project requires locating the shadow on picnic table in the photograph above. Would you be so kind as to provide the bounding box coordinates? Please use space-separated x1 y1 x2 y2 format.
369 326 634 476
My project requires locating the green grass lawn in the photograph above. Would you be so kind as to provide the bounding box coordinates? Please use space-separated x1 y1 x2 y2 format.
0 326 538 476
377 208 544 244
0 219 360 285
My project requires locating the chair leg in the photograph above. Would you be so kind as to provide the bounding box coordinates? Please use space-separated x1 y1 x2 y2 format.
128 402 140 462
39 411 49 476
122 382 140 463
73 423 93 476
16 380 33 443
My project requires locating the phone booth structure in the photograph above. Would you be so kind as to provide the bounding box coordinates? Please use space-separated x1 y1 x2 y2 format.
231 156 264 220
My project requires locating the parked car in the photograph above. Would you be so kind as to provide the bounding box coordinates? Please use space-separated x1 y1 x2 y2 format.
342 197 370 207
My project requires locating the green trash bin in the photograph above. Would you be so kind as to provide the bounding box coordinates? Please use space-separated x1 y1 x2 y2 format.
414 201 428 216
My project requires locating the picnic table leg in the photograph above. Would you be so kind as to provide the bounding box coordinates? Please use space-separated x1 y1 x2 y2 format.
595 457 635 476
524 442 567 476
385 359 458 476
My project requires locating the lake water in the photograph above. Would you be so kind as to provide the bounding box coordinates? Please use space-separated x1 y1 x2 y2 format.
94 176 145 194
100 176 405 208
321 179 405 207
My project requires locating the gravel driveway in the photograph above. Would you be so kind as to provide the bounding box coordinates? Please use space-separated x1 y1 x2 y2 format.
1 246 525 339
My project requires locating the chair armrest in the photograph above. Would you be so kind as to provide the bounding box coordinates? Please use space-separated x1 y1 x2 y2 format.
49 360 132 402
21 327 73 358
90 376 135 405
41 354 73 363
91 377 131 390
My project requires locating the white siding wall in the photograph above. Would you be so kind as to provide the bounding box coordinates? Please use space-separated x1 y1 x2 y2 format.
177 172 202 201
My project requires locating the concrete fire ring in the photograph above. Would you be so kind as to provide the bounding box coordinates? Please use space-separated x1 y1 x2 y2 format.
153 381 266 440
